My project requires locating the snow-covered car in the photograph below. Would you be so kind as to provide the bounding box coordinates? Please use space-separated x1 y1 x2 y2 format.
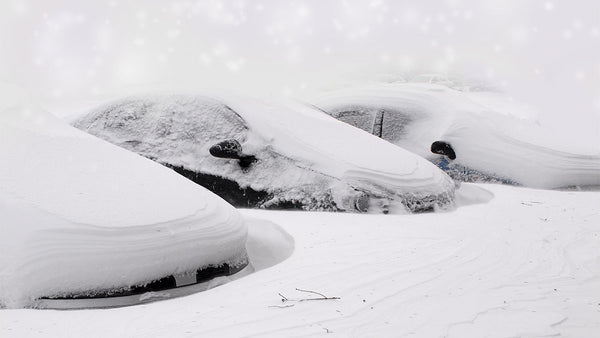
0 104 248 309
73 94 456 213
314 83 600 189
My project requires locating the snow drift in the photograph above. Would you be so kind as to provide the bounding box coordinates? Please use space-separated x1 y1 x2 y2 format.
314 83 600 189
0 104 248 308
74 94 455 213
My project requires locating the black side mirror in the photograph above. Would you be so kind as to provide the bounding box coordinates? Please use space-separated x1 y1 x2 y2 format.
209 140 257 169
431 141 456 160
210 140 243 159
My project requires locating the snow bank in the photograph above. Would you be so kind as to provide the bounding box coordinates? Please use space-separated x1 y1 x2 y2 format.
3 184 598 337
314 83 600 189
244 218 294 271
0 105 247 308
74 94 455 213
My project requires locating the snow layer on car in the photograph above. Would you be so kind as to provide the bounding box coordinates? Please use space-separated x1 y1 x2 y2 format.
315 83 600 189
0 105 248 308
74 94 455 212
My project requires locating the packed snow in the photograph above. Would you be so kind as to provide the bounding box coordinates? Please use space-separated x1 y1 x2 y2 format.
0 104 248 308
314 83 600 189
73 94 456 213
2 183 599 337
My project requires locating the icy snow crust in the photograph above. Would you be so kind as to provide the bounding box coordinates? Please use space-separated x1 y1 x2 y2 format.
0 106 248 308
315 83 600 189
74 94 455 212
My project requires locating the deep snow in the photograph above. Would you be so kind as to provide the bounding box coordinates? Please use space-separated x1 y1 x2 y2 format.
1 183 599 337
2 0 599 335
0 104 248 308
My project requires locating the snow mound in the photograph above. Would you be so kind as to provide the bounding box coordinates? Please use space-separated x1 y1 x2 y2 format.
244 218 294 272
0 105 248 308
74 94 455 213
314 83 600 189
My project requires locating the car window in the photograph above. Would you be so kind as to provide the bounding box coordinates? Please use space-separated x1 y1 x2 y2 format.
381 109 414 142
331 108 378 134
78 96 249 159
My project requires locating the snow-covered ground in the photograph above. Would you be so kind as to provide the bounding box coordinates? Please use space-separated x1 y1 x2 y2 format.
2 183 599 337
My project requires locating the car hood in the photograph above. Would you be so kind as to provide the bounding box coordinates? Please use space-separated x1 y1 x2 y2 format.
221 95 455 197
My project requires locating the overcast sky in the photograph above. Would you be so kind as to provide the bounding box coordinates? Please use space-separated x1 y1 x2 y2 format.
1 0 599 138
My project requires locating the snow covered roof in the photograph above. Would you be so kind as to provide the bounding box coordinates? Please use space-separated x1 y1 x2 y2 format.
0 104 248 308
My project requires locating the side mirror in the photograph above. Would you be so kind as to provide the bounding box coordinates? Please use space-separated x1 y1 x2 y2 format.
209 140 243 159
431 141 456 160
209 140 257 169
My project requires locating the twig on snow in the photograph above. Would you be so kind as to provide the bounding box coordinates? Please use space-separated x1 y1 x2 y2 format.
278 288 341 303
295 288 329 298
269 304 295 309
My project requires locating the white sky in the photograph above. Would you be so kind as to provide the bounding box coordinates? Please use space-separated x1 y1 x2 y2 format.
1 0 599 139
